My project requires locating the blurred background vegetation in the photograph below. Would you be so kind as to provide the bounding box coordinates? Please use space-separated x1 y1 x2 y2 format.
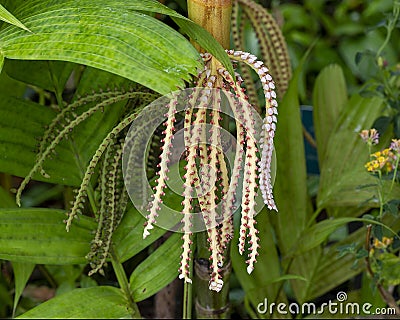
1 0 400 318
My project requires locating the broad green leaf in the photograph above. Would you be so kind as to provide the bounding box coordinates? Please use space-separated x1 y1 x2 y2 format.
4 59 74 94
80 275 97 289
11 261 35 317
64 0 234 77
0 71 132 186
20 184 64 207
300 212 400 301
0 208 95 264
312 64 347 167
130 232 181 302
267 274 308 283
269 58 316 304
0 4 30 32
317 95 396 209
304 226 365 301
287 247 321 304
295 217 398 255
113 206 168 263
339 29 398 81
0 1 201 95
0 62 26 97
373 253 400 286
295 218 362 254
91 0 234 76
16 286 135 319
0 94 81 185
0 187 33 317
271 62 312 253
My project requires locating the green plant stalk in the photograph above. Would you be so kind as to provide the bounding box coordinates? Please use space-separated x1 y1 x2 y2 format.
187 0 233 318
110 248 141 318
377 170 384 219
389 154 400 194
376 1 400 60
195 232 231 319
183 243 194 319
375 1 400 100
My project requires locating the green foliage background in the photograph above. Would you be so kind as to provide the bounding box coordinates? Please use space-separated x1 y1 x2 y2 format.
0 0 399 318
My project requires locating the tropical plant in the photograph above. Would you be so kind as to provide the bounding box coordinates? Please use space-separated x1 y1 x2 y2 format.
0 0 287 318
0 0 400 319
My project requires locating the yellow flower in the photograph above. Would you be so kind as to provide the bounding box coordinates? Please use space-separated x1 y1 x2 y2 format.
373 236 393 249
365 148 395 173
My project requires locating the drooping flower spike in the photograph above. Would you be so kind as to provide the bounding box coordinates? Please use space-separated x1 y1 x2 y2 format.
144 50 279 292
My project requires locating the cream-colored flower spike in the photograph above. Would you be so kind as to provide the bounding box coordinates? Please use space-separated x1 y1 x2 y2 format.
226 49 278 211
144 50 278 290
143 97 177 239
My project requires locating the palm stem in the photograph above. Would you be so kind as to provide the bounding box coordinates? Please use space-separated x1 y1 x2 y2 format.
195 232 231 318
187 0 232 50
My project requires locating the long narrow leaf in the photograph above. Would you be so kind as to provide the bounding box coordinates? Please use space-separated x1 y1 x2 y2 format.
0 4 30 32
270 53 319 304
270 60 312 254
0 208 95 264
295 217 398 255
317 95 394 209
312 64 347 167
16 286 134 318
112 206 168 263
12 261 35 317
0 94 80 186
129 232 181 302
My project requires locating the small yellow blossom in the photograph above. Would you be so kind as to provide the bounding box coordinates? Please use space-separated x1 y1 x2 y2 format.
373 236 393 249
364 148 395 173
